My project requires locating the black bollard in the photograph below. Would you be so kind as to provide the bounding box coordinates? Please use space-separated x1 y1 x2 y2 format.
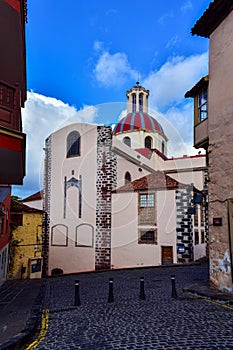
108 278 114 303
75 280 81 306
171 275 177 299
139 276 146 300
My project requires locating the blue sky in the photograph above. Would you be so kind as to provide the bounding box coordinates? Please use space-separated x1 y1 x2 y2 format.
13 0 211 198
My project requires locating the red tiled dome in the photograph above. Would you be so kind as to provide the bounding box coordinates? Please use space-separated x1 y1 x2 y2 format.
113 112 164 135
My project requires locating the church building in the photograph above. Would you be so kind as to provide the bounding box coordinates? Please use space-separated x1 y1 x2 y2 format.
43 84 207 276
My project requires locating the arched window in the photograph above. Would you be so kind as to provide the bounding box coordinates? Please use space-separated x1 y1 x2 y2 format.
139 93 143 112
123 136 131 147
125 171 131 184
67 131 80 158
51 224 68 246
162 141 165 154
75 224 94 247
132 93 136 112
145 136 152 149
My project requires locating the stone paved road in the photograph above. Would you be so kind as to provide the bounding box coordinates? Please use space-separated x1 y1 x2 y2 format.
30 263 233 349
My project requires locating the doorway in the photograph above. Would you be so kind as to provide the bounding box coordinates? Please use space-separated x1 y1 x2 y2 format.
161 246 173 265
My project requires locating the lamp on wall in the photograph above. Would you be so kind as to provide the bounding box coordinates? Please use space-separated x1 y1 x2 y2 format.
193 193 203 204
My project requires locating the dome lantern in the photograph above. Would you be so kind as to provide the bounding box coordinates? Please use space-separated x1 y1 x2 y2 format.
126 82 149 114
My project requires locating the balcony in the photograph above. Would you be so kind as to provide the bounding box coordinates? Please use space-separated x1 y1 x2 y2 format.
0 80 22 132
0 81 26 185
194 118 208 149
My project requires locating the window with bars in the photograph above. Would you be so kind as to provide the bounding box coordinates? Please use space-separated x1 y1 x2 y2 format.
139 229 157 244
139 193 154 207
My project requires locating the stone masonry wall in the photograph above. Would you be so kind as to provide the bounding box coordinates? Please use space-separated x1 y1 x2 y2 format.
176 187 193 263
95 126 117 270
42 136 52 276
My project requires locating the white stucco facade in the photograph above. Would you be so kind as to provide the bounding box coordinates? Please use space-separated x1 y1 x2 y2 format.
42 84 207 276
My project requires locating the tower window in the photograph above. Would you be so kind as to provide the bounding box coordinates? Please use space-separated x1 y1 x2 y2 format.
145 136 152 149
132 93 136 112
139 93 143 112
125 171 131 184
162 141 165 154
123 136 131 147
67 131 80 158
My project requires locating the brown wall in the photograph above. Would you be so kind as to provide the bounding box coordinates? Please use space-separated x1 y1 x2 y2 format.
208 9 233 291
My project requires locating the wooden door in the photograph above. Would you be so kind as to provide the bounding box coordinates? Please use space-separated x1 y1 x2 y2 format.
162 246 173 265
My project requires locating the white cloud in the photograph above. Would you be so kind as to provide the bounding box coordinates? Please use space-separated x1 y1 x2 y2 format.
143 52 208 111
14 51 208 197
150 103 203 158
93 51 137 88
142 52 208 157
181 1 193 13
93 40 104 52
13 92 97 198
158 12 174 25
166 35 179 49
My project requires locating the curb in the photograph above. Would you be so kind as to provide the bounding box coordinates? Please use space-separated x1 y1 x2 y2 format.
0 283 45 350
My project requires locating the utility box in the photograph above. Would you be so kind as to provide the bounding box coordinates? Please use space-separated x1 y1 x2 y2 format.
28 257 42 279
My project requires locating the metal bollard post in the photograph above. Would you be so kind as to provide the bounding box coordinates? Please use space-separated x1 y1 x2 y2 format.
139 276 146 300
108 278 114 303
171 275 177 299
75 280 81 306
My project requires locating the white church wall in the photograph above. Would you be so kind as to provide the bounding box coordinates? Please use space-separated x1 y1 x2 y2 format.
116 155 150 188
49 245 95 274
193 204 206 261
115 130 166 153
111 191 160 268
47 123 98 275
111 189 177 269
162 155 206 190
157 190 177 264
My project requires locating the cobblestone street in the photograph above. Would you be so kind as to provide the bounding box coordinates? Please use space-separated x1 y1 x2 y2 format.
30 263 233 349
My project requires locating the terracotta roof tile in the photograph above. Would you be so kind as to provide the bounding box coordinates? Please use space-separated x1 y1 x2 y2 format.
135 148 152 159
113 112 165 135
113 172 187 192
21 190 42 202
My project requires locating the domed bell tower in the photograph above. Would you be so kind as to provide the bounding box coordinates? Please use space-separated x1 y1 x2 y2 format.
113 83 168 155
126 81 149 113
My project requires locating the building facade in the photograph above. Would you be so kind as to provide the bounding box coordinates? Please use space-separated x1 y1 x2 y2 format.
185 0 233 291
43 84 207 276
9 200 43 279
0 0 28 283
0 0 27 185
0 187 11 285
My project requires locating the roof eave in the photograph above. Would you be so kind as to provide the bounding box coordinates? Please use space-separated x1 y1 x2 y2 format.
185 75 209 98
191 0 233 38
